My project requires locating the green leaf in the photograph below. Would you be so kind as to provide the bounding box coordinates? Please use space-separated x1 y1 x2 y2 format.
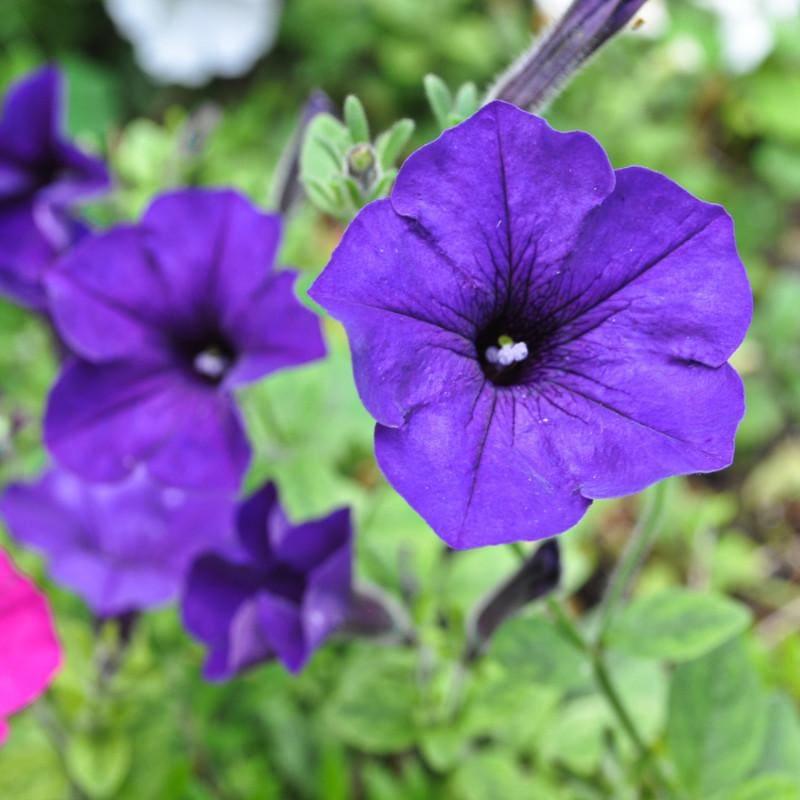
66 731 132 799
607 588 751 662
343 94 370 143
488 615 589 693
755 693 800 780
729 774 800 800
375 119 414 170
325 647 419 754
666 639 769 797
449 752 541 800
424 74 453 128
454 82 479 119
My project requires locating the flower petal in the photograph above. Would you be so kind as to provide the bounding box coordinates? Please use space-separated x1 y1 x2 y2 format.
310 199 484 427
549 166 752 368
0 67 58 163
270 507 351 574
303 539 352 652
145 390 250 491
224 271 326 388
391 101 615 275
44 358 185 483
140 189 279 323
375 383 591 548
46 227 171 360
0 551 60 732
182 554 264 681
256 592 306 673
532 353 745 497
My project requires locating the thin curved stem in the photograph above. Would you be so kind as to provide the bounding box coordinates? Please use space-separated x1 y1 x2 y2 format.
594 479 669 645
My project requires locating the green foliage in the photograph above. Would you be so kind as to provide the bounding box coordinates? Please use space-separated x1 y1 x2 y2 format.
666 639 770 797
325 648 419 753
424 74 480 130
300 97 414 220
607 588 752 662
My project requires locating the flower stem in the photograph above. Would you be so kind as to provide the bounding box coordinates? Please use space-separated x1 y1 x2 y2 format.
594 480 669 645
547 596 676 797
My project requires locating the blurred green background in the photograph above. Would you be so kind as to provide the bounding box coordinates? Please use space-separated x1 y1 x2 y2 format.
1 1 799 798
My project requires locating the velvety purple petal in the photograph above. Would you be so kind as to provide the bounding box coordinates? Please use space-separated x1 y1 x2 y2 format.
225 596 275 677
551 166 752 368
0 471 91 556
140 189 276 320
236 483 278 565
44 358 184 483
256 592 306 673
531 352 745 498
145 390 250 492
40 139 111 208
269 507 351 574
391 101 615 275
46 227 170 361
0 67 58 164
224 271 326 388
303 541 352 651
182 555 264 681
310 199 484 427
375 384 591 549
0 201 56 308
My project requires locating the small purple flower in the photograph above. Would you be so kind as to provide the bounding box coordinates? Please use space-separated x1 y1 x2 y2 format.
182 483 352 678
0 66 110 308
0 467 235 618
310 101 752 549
44 189 326 492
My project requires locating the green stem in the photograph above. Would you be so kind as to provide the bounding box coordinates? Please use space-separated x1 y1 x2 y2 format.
594 480 669 644
548 597 676 797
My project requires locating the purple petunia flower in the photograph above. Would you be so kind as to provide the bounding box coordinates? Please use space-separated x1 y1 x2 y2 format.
0 66 110 308
0 467 235 618
310 101 752 549
182 482 352 678
43 189 326 492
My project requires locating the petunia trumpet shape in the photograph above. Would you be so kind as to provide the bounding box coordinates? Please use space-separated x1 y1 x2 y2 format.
310 101 752 549
44 189 325 492
0 549 61 744
0 66 109 308
182 482 352 678
0 467 235 618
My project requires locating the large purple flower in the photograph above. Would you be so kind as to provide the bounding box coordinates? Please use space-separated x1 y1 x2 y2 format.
0 467 235 618
182 483 352 678
0 66 109 308
44 189 326 492
310 101 752 549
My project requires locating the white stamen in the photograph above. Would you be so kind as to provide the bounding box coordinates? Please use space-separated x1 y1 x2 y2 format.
485 340 528 367
194 350 228 379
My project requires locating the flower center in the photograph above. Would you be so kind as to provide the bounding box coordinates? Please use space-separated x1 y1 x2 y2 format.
485 335 529 367
191 342 234 384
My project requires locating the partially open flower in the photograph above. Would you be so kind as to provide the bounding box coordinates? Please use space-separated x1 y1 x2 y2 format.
1 467 235 618
0 67 109 308
0 549 61 745
311 102 752 549
182 483 352 678
44 189 325 492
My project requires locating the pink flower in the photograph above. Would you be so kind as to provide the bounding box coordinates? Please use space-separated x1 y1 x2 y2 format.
0 549 61 744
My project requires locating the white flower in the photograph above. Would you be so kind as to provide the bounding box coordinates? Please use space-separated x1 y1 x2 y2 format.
105 0 282 87
696 0 799 73
534 0 669 39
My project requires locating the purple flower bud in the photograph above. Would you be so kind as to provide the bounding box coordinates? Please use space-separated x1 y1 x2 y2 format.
490 0 650 111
